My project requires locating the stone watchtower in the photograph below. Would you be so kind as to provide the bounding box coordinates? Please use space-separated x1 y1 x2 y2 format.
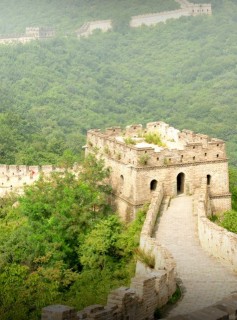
86 121 231 221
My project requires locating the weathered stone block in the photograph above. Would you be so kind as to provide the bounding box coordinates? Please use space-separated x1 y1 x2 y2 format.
41 304 77 320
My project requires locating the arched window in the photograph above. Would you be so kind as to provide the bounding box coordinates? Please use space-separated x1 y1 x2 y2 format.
207 175 211 186
150 179 157 191
177 173 185 194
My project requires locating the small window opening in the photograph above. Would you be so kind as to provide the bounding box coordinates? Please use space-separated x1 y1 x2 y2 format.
207 175 211 185
150 180 157 191
217 154 219 158
205 153 207 157
193 156 196 160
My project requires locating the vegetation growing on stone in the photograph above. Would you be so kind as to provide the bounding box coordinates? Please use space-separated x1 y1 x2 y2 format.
138 154 150 166
134 248 155 269
144 132 165 147
124 137 136 145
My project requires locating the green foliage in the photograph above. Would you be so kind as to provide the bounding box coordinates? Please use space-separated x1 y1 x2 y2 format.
219 210 237 234
209 214 218 222
79 215 122 270
168 286 182 304
67 208 146 310
229 167 237 210
0 156 146 317
138 154 150 166
0 1 237 165
144 132 165 147
154 286 182 319
124 137 136 145
209 167 237 234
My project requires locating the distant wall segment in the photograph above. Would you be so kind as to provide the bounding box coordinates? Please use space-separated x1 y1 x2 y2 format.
0 164 61 197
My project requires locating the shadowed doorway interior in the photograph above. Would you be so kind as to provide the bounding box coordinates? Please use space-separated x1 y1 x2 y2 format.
177 172 185 195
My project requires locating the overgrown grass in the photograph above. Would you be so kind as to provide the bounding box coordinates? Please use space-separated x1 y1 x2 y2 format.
134 248 155 268
124 137 136 145
144 133 165 147
138 154 150 166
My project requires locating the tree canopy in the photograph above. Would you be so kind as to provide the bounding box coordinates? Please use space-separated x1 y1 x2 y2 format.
0 155 145 319
0 1 237 165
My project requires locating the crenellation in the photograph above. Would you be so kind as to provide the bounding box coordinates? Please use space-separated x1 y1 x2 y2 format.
0 164 64 197
105 126 122 136
0 27 55 45
87 121 230 219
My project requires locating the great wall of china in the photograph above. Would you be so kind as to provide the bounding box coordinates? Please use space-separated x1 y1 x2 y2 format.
0 0 211 44
40 122 237 319
2 0 235 318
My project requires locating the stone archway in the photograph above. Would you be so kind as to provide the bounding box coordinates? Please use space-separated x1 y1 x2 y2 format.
177 172 185 195
207 174 211 186
150 179 157 191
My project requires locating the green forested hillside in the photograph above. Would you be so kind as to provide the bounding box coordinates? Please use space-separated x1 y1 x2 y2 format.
0 0 237 165
0 0 178 34
0 156 145 319
1 1 237 318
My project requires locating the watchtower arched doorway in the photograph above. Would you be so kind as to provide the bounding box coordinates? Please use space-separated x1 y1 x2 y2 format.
150 179 157 191
177 172 185 195
207 174 211 186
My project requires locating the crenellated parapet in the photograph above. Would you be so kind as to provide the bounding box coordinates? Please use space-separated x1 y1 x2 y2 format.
86 121 230 220
0 164 65 197
87 121 227 169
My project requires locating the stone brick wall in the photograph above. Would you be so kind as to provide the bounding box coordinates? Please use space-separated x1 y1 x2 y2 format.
86 121 230 219
130 9 191 27
77 20 112 38
196 180 237 272
0 27 55 45
42 293 237 320
130 1 211 28
0 164 65 197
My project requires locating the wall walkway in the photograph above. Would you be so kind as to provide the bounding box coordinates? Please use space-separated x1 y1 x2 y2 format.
156 195 237 318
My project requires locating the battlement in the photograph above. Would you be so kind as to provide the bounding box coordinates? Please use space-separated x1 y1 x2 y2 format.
86 121 229 220
25 27 55 38
87 122 227 168
0 27 55 45
0 164 65 197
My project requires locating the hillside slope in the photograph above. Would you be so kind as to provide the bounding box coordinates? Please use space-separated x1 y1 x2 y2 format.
0 0 237 165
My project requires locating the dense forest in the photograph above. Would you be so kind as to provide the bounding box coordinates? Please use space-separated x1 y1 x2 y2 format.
0 0 237 165
0 155 145 319
0 0 237 318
